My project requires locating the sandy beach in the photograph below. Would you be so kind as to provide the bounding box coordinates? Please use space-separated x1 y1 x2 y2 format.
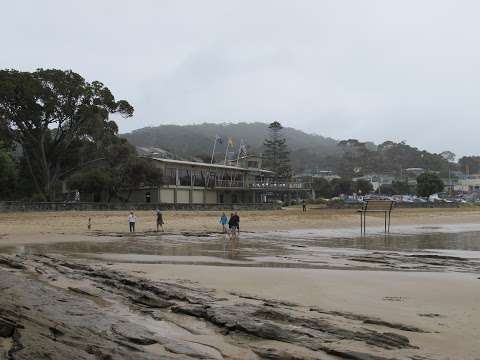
1 207 480 359
1 206 480 245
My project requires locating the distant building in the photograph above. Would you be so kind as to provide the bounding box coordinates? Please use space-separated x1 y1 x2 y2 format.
135 146 175 159
294 169 340 183
454 174 480 192
404 168 425 177
115 157 313 205
353 174 395 191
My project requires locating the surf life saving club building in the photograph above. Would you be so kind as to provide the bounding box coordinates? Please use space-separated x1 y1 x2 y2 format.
128 138 312 205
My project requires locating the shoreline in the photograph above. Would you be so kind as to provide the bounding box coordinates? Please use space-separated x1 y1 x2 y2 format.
1 207 480 247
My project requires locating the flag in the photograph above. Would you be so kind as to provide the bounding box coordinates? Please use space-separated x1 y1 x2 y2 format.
215 135 223 144
238 139 247 158
228 137 235 146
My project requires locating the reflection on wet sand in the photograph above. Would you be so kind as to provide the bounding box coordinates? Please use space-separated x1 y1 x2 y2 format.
2 229 480 271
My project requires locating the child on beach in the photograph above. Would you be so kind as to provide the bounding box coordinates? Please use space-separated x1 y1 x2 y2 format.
219 212 228 233
155 208 164 232
128 211 137 233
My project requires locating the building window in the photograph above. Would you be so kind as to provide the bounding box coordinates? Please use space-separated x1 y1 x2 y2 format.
192 170 205 187
178 168 191 186
165 167 177 185
206 171 216 187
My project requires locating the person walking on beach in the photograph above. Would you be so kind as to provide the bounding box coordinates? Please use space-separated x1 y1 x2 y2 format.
219 212 228 233
228 212 240 239
302 199 307 212
233 211 240 234
128 211 137 233
155 208 164 232
228 212 237 239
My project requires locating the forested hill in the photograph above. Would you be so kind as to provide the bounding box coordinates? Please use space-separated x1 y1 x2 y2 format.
122 122 339 162
122 122 454 176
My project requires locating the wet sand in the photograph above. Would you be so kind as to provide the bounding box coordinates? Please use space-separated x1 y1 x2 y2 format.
1 207 480 359
1 206 480 246
111 263 480 359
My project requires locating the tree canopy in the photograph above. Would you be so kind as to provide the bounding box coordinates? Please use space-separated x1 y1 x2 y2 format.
331 178 354 196
458 156 480 175
353 179 373 195
263 121 291 178
0 142 16 199
416 172 444 197
0 68 134 200
312 177 333 198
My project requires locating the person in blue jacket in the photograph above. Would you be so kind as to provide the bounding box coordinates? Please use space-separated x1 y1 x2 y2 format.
219 212 228 233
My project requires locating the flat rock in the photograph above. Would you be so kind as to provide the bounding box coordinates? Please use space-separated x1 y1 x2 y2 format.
130 294 174 308
159 337 224 359
111 322 157 345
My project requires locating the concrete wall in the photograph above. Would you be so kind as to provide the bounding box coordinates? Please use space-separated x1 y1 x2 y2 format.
159 189 174 204
205 191 217 204
217 191 252 204
192 190 204 204
176 189 190 204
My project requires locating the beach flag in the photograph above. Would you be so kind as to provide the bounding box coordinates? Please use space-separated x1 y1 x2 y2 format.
211 135 224 163
238 139 247 158
228 137 235 146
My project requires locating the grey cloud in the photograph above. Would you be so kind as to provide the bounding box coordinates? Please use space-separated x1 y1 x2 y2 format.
2 0 480 156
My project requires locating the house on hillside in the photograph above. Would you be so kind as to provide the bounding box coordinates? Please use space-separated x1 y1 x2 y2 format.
294 169 340 183
118 157 313 205
454 174 480 192
404 168 425 177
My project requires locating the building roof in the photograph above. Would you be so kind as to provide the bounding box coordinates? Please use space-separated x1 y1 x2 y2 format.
149 157 274 174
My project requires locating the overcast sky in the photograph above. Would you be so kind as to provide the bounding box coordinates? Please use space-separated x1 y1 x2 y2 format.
2 0 479 157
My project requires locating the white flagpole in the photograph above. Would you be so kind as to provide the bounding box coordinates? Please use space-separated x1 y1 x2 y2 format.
211 135 218 164
224 140 229 165
236 139 243 166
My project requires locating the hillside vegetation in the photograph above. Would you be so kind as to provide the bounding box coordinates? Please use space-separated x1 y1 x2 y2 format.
123 122 338 163
122 122 455 177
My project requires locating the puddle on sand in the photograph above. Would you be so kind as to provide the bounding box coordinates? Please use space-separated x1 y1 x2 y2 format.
0 233 289 262
1 230 479 266
309 231 480 253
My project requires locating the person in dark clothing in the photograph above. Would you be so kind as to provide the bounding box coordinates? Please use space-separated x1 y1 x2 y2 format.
232 212 240 234
228 212 239 239
302 200 307 212
155 208 164 232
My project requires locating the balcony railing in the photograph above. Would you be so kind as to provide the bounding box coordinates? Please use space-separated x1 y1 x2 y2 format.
215 179 245 188
165 178 312 190
249 182 311 190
